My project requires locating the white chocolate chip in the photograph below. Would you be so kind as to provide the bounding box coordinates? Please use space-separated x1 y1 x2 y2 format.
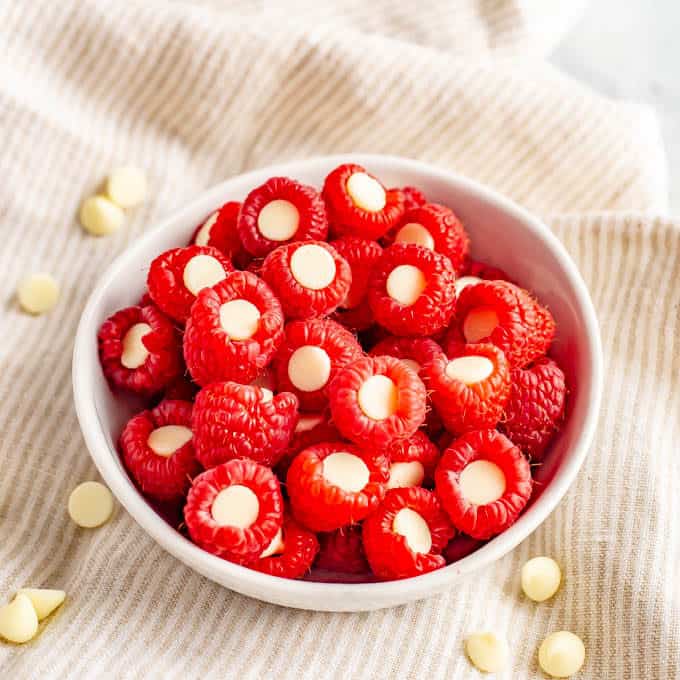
445 356 494 385
16 588 65 621
392 508 432 553
0 594 39 644
358 374 398 420
521 556 562 602
463 307 499 343
147 425 192 457
219 299 260 340
455 275 482 296
394 223 435 250
106 166 148 208
79 195 125 236
465 632 510 673
290 244 336 290
120 322 151 369
182 255 227 295
386 265 426 306
538 631 585 678
260 387 274 402
459 460 506 505
194 211 218 246
16 273 60 315
346 172 386 212
322 452 370 493
295 414 324 433
257 199 299 241
401 358 421 374
68 481 114 528
211 485 259 528
287 345 332 392
387 461 425 489
260 528 285 558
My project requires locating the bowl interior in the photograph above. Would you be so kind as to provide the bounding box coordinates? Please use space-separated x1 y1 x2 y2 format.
74 154 601 611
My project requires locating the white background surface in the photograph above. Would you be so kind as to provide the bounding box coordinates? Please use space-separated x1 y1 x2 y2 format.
553 0 679 211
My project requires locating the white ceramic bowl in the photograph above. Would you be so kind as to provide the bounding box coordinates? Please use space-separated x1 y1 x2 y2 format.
73 154 602 611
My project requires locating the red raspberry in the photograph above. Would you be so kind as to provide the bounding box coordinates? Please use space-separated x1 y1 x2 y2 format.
184 459 283 563
162 374 199 402
273 318 363 411
369 336 441 376
453 280 556 368
322 163 405 240
443 534 484 563
385 431 441 489
119 399 199 500
249 513 319 579
329 237 383 331
191 201 245 264
328 355 427 449
500 357 567 460
147 245 234 323
183 271 284 386
463 259 510 283
422 344 511 435
362 487 454 580
385 203 469 274
192 382 298 469
261 241 351 319
435 429 532 539
237 177 328 257
393 185 426 213
367 243 456 337
315 525 369 574
286 441 389 532
98 303 182 395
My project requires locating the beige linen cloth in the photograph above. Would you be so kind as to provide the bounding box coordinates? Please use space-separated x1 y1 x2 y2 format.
1 1 678 678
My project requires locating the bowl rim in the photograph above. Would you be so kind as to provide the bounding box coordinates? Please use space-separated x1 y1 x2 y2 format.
72 153 603 610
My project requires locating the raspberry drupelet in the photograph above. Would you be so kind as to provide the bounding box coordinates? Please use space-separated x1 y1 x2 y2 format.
183 270 284 386
367 243 456 337
191 201 247 266
260 240 351 319
435 429 532 539
328 355 427 449
322 163 405 240
286 441 389 532
385 430 441 489
362 487 455 580
98 303 182 395
237 176 328 257
315 525 370 575
368 335 442 376
394 185 427 213
184 459 283 563
119 399 199 500
146 245 234 323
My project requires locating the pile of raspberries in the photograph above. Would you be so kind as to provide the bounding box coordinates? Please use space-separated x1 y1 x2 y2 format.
98 163 567 582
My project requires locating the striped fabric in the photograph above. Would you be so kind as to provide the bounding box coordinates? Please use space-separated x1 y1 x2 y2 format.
0 1 677 678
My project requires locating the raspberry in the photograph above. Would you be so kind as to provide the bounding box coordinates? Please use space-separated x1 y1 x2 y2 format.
329 237 383 331
286 441 389 532
191 201 245 264
367 243 456 337
192 382 298 469
261 241 351 319
328 355 427 449
435 429 532 539
98 303 182 395
463 259 510 283
368 336 441 376
385 431 441 489
443 534 484 563
362 487 454 580
249 513 319 579
162 374 199 402
386 203 469 274
184 459 283 563
147 245 234 323
273 318 363 411
422 344 511 434
315 525 369 574
119 399 199 500
183 271 284 386
453 280 556 368
500 357 566 460
237 177 328 257
322 163 405 240
393 185 426 213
